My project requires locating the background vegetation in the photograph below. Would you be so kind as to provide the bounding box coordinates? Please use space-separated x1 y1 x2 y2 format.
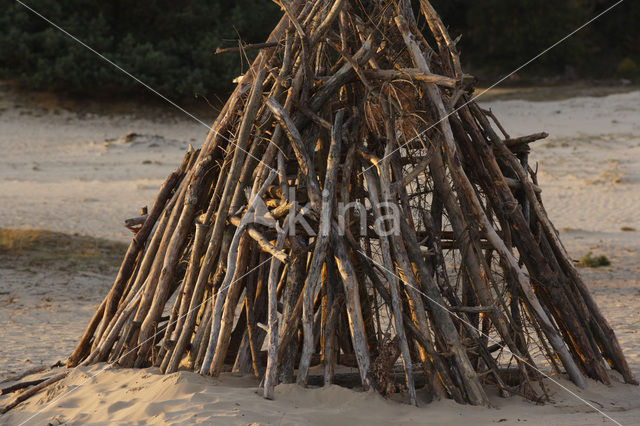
1 0 638 101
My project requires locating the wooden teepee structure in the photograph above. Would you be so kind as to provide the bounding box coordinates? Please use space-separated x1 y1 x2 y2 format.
67 0 636 405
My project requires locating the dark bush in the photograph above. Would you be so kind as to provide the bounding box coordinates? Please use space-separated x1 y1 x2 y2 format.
0 0 280 100
430 0 639 80
1 0 638 101
578 252 611 268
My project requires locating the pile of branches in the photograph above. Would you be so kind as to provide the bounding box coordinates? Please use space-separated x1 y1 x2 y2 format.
67 0 636 406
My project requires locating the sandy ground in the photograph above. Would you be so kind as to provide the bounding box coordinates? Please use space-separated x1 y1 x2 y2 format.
2 365 640 426
1 86 639 425
0 87 206 242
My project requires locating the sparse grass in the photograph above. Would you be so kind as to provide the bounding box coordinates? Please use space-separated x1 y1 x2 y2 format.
477 84 640 102
620 226 636 232
578 252 611 268
0 228 127 273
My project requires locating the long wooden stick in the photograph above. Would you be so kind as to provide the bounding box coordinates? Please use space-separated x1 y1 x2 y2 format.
331 225 371 389
207 172 277 375
201 170 277 374
362 165 416 405
135 155 214 366
264 218 289 399
0 371 68 414
297 109 343 385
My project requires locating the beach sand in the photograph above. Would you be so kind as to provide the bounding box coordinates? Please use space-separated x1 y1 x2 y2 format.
1 87 639 425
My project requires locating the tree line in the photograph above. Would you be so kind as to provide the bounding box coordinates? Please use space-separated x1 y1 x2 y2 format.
1 0 637 101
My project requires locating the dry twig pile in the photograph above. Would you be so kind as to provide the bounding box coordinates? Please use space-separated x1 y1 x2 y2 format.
67 0 636 406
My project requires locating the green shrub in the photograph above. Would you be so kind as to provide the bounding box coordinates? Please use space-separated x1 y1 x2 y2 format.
0 1 280 100
430 0 640 80
2 1 640 99
617 57 640 79
578 252 611 268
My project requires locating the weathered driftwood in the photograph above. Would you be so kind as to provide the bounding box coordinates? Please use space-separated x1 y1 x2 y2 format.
68 0 636 408
0 379 45 395
0 371 68 414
